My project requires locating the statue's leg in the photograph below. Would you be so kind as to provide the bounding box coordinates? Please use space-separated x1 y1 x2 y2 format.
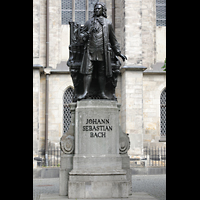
77 74 92 100
98 62 109 99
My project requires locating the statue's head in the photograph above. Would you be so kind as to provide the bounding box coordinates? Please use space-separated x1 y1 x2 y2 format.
93 2 107 18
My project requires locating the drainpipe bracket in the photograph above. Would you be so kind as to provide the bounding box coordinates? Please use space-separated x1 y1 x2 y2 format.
44 67 52 75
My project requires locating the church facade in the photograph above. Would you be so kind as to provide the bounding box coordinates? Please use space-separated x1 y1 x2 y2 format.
33 0 166 167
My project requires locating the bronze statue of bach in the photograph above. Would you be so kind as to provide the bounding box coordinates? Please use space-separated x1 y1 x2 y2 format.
77 2 127 100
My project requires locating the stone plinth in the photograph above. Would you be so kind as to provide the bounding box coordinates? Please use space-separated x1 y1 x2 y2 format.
68 100 130 199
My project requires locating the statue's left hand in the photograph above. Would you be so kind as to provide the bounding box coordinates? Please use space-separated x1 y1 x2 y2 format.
119 54 127 62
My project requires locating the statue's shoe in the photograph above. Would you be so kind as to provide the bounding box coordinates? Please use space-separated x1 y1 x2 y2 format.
77 92 88 100
99 92 109 99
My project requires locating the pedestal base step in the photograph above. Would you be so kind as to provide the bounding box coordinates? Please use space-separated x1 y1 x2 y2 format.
68 180 129 199
40 192 158 200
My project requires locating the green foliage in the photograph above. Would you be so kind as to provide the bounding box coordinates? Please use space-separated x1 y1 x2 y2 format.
162 58 166 71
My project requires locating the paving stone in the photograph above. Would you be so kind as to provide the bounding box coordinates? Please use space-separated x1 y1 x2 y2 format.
33 175 166 200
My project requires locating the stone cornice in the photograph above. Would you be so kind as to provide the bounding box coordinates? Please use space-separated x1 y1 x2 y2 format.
120 66 147 74
143 70 166 75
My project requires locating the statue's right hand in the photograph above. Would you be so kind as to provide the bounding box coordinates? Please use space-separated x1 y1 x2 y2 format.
119 54 127 62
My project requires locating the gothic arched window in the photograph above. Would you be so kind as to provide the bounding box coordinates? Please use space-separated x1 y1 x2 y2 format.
63 87 74 134
160 88 166 139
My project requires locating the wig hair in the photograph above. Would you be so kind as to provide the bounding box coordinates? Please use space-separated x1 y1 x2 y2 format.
93 2 107 18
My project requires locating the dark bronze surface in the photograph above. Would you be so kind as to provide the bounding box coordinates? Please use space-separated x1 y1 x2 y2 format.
67 2 127 102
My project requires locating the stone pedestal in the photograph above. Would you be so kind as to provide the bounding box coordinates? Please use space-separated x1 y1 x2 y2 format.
59 154 73 196
68 100 130 199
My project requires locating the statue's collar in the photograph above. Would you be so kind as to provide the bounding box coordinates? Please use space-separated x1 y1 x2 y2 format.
92 16 105 26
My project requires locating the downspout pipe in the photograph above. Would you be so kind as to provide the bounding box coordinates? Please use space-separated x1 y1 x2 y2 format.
46 0 49 70
112 0 115 31
45 0 49 167
45 73 49 167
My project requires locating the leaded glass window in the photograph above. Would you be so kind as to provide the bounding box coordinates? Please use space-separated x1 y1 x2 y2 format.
62 0 72 25
61 0 99 25
156 0 166 26
63 87 74 134
75 0 86 25
160 88 166 137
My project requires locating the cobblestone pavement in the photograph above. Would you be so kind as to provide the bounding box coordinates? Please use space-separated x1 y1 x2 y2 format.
33 178 59 200
33 174 166 200
132 175 166 200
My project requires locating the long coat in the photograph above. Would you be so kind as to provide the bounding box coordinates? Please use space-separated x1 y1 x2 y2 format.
79 16 121 77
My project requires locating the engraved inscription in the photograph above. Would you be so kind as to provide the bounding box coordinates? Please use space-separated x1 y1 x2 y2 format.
83 118 112 138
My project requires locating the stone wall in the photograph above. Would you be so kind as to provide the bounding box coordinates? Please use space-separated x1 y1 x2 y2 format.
39 73 46 149
141 0 156 69
48 74 73 144
119 68 166 156
120 66 146 157
124 0 142 66
33 69 40 157
115 74 122 125
39 73 73 149
115 0 125 66
33 0 40 60
143 73 166 145
156 26 166 63
123 0 157 69
33 0 62 68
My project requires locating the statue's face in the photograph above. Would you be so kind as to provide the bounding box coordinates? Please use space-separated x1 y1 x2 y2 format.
94 4 103 17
